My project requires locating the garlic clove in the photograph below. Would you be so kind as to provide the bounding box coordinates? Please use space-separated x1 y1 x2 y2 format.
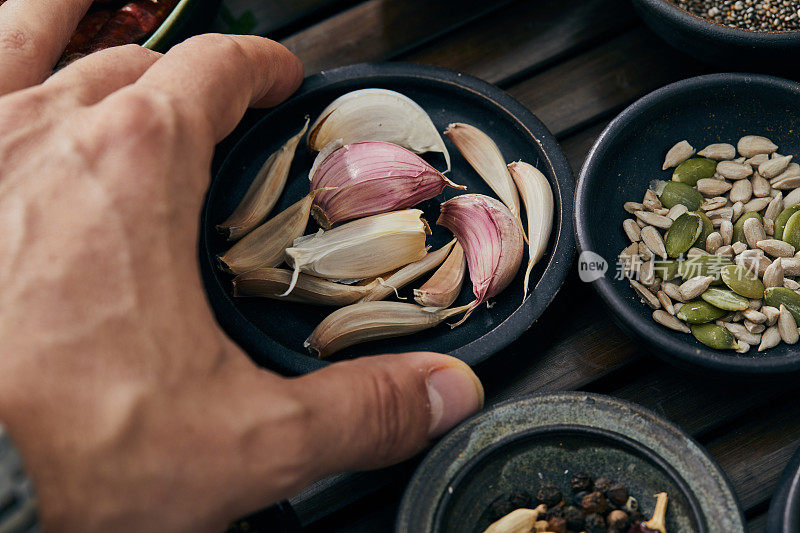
444 123 522 226
507 161 554 299
414 241 466 308
217 192 315 275
437 194 524 326
217 119 308 240
360 239 456 302
232 268 379 306
308 88 451 171
305 301 470 358
283 209 430 295
309 141 464 229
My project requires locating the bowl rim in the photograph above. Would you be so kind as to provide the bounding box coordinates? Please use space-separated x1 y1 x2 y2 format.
576 72 800 375
432 423 707 532
766 443 800 532
200 62 575 375
143 0 193 50
636 0 800 39
396 391 744 532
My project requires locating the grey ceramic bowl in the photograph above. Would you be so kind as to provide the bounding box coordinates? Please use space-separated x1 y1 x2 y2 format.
396 393 744 532
632 0 800 71
576 73 800 377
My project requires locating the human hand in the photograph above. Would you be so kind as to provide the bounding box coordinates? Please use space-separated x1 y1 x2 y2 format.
0 1 484 531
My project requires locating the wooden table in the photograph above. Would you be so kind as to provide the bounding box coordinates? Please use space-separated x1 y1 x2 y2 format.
215 0 800 530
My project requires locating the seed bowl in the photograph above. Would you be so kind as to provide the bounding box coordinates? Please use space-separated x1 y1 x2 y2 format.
631 0 800 71
200 63 574 375
396 392 744 533
766 444 800 533
576 73 800 376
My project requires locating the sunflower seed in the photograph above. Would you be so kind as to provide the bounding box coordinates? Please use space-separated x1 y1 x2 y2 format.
784 188 800 208
738 135 778 158
635 210 673 229
735 340 751 353
743 196 772 212
630 279 661 309
663 140 695 170
786 279 800 291
716 244 735 258
640 257 656 287
639 241 653 261
698 143 736 160
623 219 642 242
667 204 689 220
765 218 775 235
662 281 684 302
744 217 767 249
706 232 723 254
697 178 732 197
707 207 734 222
758 326 781 351
723 323 762 345
732 201 745 221
781 258 800 276
764 192 784 222
763 306 781 326
732 241 748 255
778 304 799 344
771 166 800 189
745 320 765 334
679 275 714 300
657 291 675 315
640 226 667 258
624 201 644 214
653 309 690 333
746 153 770 167
743 308 767 324
756 239 796 258
729 179 753 204
720 220 733 245
752 173 772 197
760 155 793 179
749 299 763 310
763 258 785 288
701 197 730 211
717 161 753 180
643 189 663 211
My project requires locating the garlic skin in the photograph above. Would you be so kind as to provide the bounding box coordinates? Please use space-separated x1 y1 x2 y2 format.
305 301 470 358
507 161 554 299
414 241 466 308
232 268 378 306
437 194 524 325
444 123 522 225
309 141 464 229
217 192 315 275
217 119 308 240
284 209 430 295
308 88 451 170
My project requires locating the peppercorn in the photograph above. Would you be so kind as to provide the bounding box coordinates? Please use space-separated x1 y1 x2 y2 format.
572 490 589 506
608 509 630 529
536 483 564 508
584 513 606 533
581 490 608 514
486 490 531 521
545 505 564 520
547 516 567 533
607 483 629 507
593 477 613 495
569 471 594 493
563 505 585 531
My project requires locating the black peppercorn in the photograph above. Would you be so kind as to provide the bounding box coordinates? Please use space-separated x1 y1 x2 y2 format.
569 471 594 493
572 490 589 506
545 505 564 520
547 516 567 533
536 483 564 508
608 509 630 529
593 477 613 495
584 513 606 533
607 483 629 507
563 505 585 531
486 490 530 521
581 490 608 514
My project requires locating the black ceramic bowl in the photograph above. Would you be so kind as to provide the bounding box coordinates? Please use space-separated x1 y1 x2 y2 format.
143 0 220 52
632 0 800 71
397 392 744 532
766 445 800 533
576 73 800 376
200 63 575 376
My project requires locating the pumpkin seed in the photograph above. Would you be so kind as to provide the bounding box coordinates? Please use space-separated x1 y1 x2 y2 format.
696 211 714 251
656 180 704 211
783 211 800 251
764 286 800 324
721 264 765 299
678 255 733 283
678 300 728 324
654 259 680 281
672 157 717 186
774 205 800 240
700 288 750 311
732 212 763 244
690 323 738 350
665 212 702 258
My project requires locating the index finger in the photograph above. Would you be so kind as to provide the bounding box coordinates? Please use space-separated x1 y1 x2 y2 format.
134 34 304 143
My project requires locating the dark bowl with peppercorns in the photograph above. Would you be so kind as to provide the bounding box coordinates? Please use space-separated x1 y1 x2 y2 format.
631 0 800 71
396 393 744 533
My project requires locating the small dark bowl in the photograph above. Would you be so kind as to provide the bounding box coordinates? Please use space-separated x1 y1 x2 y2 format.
396 393 744 532
632 0 800 71
200 63 574 376
576 73 800 377
143 0 220 52
766 445 800 533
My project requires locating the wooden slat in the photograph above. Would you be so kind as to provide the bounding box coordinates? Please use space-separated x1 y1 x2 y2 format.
401 0 638 86
748 513 768 533
561 120 609 172
281 0 513 76
216 0 349 36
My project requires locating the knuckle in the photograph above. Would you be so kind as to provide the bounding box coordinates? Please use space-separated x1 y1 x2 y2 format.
362 366 416 458
102 90 178 147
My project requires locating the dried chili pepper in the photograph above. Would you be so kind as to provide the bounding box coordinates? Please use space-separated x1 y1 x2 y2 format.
59 9 114 65
85 0 178 54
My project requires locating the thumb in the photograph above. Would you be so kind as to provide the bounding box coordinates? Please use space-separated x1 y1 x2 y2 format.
287 352 483 476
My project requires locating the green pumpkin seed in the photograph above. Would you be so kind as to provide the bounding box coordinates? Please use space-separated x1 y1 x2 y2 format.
678 255 733 284
677 299 727 324
665 212 702 258
690 323 738 350
721 264 765 299
672 158 718 186
657 181 704 211
653 259 680 281
700 288 750 311
695 211 714 251
764 287 800 324
774 205 800 240
782 211 800 250
732 212 763 244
